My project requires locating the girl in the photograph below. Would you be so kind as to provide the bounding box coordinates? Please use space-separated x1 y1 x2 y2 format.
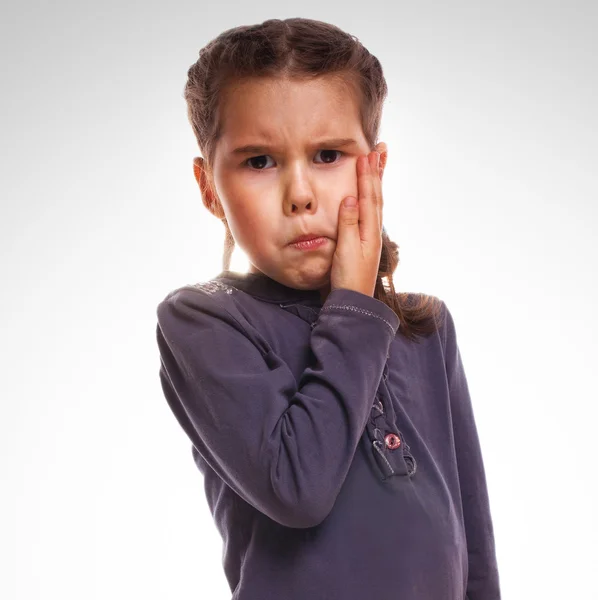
156 18 501 600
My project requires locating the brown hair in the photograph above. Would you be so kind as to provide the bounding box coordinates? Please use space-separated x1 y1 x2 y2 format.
183 18 445 341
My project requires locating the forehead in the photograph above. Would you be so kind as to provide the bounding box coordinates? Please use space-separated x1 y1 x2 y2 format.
218 75 365 145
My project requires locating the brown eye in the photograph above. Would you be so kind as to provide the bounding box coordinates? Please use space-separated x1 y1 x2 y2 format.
246 155 273 170
316 150 342 164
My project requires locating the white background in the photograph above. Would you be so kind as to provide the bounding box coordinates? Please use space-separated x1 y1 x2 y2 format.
2 1 597 598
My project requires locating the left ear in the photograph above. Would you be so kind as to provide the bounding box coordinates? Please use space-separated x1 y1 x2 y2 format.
374 141 388 178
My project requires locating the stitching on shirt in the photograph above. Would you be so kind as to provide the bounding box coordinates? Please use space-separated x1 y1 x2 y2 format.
372 400 384 415
190 280 235 295
397 432 417 477
372 440 395 475
404 454 417 477
318 304 395 334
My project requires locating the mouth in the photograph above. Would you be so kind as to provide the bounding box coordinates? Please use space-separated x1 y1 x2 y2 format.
289 236 329 251
289 233 328 244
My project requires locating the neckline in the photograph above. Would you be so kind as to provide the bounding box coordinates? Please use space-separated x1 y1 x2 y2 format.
214 270 324 306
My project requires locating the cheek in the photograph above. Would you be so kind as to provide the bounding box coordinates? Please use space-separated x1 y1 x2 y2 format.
325 162 358 205
224 198 275 246
216 179 256 221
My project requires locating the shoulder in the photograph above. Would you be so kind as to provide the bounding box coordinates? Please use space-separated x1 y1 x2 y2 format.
155 278 275 362
156 278 243 326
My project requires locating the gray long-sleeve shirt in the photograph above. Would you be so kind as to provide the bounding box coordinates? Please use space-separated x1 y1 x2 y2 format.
155 269 501 599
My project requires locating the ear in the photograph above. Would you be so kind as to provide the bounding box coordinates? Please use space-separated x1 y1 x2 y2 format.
374 142 388 178
193 157 225 219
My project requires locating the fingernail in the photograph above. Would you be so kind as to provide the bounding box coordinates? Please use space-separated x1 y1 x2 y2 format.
344 196 357 207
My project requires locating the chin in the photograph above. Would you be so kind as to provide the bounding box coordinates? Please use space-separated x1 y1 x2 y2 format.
292 268 331 290
253 259 331 290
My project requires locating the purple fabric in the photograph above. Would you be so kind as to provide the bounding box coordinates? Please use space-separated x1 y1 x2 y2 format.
155 270 501 599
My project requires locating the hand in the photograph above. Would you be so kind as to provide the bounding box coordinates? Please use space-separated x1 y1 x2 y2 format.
330 151 384 297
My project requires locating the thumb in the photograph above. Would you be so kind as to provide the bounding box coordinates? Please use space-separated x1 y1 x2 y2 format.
338 196 359 235
343 196 357 209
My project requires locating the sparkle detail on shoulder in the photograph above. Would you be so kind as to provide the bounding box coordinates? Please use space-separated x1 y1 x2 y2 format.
190 280 235 295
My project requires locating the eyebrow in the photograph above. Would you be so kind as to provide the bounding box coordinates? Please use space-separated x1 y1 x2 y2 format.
230 138 359 155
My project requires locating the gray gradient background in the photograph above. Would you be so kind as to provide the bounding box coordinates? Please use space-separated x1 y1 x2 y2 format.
1 1 596 598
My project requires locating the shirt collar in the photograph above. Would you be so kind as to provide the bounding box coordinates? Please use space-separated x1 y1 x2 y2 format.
214 270 324 306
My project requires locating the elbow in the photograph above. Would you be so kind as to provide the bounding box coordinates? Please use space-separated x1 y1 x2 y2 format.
266 480 336 529
264 451 341 528
271 500 333 529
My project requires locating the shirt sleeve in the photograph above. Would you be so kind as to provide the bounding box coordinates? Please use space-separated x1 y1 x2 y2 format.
156 286 399 529
441 301 502 600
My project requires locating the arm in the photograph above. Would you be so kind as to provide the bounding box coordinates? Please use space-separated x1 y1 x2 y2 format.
441 301 501 600
156 285 399 529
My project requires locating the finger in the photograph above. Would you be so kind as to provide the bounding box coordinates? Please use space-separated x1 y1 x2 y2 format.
371 151 383 203
358 153 379 243
369 152 384 232
356 155 372 243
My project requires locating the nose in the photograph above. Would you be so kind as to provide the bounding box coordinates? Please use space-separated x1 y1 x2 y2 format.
283 163 317 214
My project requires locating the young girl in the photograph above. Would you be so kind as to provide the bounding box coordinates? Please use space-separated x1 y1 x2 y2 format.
156 18 501 600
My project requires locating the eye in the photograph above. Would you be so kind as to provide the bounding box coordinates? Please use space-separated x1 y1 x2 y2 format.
245 155 275 170
315 149 343 164
244 150 343 171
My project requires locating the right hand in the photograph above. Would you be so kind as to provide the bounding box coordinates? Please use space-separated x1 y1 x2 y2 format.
329 151 384 297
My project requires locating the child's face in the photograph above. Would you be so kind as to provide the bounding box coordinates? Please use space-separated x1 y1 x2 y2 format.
194 75 387 295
